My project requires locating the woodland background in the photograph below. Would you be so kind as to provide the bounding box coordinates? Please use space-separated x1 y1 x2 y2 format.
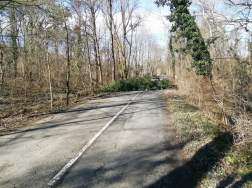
0 0 168 127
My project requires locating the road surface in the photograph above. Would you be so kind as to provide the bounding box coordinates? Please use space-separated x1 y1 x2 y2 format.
0 90 185 188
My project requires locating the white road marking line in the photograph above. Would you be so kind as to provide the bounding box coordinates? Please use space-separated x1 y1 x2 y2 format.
47 91 142 187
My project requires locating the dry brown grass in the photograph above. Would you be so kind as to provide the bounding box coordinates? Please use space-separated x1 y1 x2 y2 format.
165 53 252 179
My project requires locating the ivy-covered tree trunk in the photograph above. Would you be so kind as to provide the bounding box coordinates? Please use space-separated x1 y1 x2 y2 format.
155 0 214 76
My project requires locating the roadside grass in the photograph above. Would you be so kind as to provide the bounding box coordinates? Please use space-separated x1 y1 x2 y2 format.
164 90 252 188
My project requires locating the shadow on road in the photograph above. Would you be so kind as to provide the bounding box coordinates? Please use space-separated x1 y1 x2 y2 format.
56 139 183 188
2 91 247 188
56 132 235 188
146 132 233 188
2 96 166 138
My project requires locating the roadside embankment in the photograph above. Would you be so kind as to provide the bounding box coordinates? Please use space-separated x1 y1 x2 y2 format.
164 89 252 188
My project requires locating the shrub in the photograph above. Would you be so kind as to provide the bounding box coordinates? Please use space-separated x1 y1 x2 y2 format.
99 77 172 92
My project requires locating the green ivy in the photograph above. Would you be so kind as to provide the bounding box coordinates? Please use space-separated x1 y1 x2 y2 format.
155 0 214 76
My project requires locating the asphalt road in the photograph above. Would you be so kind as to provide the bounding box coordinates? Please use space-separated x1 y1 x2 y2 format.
0 90 185 188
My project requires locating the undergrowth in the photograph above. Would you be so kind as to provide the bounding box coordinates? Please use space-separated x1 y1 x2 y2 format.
165 91 252 188
98 77 172 92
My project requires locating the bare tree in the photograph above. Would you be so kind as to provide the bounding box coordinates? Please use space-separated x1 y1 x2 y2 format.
83 0 104 86
101 0 116 81
224 0 252 34
8 2 18 78
111 0 142 79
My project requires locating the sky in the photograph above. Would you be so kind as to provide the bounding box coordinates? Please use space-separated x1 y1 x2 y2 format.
137 0 171 45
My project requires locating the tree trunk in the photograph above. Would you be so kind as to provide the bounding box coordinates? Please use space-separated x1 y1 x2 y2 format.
122 12 127 79
65 22 71 106
0 48 3 86
9 3 18 78
47 48 53 109
90 4 103 86
87 34 93 92
108 0 116 81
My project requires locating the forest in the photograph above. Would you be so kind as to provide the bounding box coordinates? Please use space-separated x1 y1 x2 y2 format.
0 0 251 184
0 0 168 128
